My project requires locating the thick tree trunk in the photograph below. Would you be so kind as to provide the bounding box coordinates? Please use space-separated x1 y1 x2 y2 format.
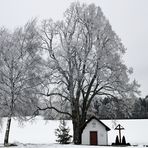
4 117 11 146
72 119 82 144
71 102 87 144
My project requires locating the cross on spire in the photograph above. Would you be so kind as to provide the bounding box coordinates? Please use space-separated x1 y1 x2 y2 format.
115 124 124 144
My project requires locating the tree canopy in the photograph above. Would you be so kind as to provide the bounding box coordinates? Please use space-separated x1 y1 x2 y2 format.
38 2 140 144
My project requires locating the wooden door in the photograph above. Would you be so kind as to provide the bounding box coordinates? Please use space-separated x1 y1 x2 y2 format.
90 131 98 145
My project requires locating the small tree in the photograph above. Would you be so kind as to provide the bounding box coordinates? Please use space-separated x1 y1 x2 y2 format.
55 120 72 144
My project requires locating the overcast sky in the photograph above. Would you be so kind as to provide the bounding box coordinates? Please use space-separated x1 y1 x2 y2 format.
0 0 147 97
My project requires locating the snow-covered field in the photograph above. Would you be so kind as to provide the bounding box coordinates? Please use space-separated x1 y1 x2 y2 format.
0 116 148 147
0 143 145 148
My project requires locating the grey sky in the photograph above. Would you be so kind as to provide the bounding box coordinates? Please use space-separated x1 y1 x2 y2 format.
0 0 147 97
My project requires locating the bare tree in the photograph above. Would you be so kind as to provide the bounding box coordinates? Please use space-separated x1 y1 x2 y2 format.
39 2 139 144
0 20 42 146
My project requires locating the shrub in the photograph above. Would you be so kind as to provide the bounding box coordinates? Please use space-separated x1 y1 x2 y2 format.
122 136 126 145
115 135 120 145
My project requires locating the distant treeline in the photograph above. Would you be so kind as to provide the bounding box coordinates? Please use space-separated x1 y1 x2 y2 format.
92 96 148 119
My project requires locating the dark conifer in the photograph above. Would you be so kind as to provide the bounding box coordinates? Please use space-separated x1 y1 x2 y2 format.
55 120 72 144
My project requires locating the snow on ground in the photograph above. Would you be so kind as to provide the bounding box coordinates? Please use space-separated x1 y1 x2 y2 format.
0 144 146 148
0 116 148 146
102 119 148 145
0 116 67 144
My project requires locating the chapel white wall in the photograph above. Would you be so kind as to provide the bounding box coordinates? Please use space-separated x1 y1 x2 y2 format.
81 119 108 145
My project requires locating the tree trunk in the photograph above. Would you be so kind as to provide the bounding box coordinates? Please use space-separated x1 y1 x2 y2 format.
4 117 12 146
72 119 82 144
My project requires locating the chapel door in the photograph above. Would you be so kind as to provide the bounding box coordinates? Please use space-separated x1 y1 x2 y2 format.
90 131 98 145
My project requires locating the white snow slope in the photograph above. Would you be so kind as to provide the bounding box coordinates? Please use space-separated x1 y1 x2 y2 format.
0 116 148 147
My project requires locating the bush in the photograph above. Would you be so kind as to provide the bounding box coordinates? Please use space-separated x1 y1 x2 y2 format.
115 135 120 145
122 136 126 145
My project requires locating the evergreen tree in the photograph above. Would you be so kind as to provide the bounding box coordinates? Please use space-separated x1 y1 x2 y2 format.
55 120 72 144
